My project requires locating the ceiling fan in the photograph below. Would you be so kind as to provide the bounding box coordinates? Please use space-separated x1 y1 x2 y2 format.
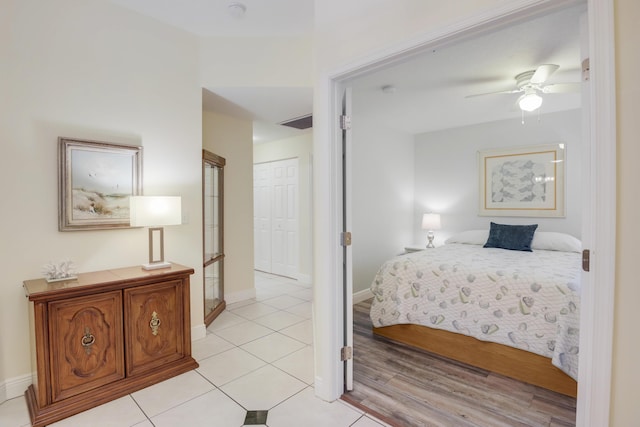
466 64 580 112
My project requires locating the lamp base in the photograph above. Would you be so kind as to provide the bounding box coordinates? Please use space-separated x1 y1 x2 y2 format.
141 261 172 270
426 231 435 248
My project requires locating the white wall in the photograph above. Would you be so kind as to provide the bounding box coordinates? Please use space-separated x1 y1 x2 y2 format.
413 109 582 245
202 111 255 303
351 115 415 294
350 109 582 298
0 0 202 400
254 133 314 282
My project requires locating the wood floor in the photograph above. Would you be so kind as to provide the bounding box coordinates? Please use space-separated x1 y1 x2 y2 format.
342 298 577 427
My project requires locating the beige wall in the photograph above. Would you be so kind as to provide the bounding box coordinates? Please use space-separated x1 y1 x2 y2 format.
0 0 311 402
612 0 640 424
0 0 202 398
254 133 314 280
313 0 504 72
199 36 312 87
202 111 255 302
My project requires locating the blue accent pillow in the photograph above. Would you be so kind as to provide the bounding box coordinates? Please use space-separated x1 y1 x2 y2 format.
483 222 538 252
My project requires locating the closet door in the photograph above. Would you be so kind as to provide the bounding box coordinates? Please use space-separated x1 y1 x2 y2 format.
203 150 225 327
271 158 298 278
253 163 271 272
253 159 299 278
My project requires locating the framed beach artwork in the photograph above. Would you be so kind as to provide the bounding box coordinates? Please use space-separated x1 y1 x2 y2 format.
478 143 565 217
58 138 142 231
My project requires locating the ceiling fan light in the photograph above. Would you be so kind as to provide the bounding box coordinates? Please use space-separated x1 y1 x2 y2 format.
518 92 543 112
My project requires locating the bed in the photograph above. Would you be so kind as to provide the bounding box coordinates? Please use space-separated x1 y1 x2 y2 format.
369 226 581 397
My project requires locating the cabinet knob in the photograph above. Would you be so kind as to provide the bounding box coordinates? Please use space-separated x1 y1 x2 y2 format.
150 311 161 336
81 327 95 355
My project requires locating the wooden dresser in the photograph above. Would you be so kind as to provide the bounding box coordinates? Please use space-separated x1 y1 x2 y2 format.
23 263 198 427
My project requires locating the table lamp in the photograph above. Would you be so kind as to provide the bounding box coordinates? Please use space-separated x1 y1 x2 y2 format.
130 196 182 270
421 213 441 248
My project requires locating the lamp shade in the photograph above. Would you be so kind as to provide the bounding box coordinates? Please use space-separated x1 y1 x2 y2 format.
421 213 441 230
130 196 182 227
518 92 543 112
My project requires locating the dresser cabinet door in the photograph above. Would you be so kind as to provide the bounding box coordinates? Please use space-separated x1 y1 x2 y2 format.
48 291 125 403
124 280 184 376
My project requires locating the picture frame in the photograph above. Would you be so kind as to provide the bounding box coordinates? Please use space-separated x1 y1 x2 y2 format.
59 137 143 231
478 143 565 217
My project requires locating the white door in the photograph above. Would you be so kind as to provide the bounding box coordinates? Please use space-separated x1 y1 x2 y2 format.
253 159 299 278
341 87 354 391
271 158 299 277
282 159 299 278
254 163 272 272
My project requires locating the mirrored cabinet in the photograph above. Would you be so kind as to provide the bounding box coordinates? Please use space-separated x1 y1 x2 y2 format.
203 150 225 326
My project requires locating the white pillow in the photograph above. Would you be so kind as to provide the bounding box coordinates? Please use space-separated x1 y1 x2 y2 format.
444 230 489 245
530 232 582 253
445 230 582 253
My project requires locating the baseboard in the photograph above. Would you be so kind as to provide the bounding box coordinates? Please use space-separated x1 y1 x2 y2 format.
0 373 32 403
225 288 257 305
353 288 373 305
191 323 207 341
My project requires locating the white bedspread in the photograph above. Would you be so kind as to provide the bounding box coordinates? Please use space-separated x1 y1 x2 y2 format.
369 243 581 380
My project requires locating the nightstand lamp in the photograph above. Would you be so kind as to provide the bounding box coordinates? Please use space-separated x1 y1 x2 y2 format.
130 196 182 270
421 213 441 248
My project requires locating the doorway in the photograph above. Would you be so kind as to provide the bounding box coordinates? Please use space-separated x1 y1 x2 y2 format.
313 0 617 425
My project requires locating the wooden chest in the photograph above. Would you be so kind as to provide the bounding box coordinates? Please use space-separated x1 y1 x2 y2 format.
23 264 198 427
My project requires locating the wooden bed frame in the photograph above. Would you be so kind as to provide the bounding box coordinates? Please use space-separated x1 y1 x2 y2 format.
373 323 577 398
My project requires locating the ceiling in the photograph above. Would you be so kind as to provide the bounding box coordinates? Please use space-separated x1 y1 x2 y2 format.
346 4 585 135
109 1 585 142
202 86 313 144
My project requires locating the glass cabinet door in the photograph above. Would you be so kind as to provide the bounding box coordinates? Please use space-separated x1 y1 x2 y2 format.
203 150 225 326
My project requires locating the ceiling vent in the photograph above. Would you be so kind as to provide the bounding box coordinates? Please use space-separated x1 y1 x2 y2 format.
279 114 312 130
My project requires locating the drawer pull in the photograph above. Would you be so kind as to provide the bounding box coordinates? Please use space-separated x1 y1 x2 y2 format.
81 327 95 355
150 311 161 336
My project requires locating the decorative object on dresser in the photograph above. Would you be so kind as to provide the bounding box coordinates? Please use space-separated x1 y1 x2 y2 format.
129 196 182 270
23 263 198 427
421 213 441 248
58 138 142 231
41 259 77 283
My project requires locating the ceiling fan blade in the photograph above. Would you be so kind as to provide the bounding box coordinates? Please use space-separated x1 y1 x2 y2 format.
465 89 521 98
542 82 581 93
530 64 559 84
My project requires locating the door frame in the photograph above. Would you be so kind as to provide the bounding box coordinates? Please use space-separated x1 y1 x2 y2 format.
312 0 616 425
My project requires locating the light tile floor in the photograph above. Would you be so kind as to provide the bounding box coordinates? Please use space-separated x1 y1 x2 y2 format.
0 272 389 427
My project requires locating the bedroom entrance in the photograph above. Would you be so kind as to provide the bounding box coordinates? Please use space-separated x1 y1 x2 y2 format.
322 0 616 425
